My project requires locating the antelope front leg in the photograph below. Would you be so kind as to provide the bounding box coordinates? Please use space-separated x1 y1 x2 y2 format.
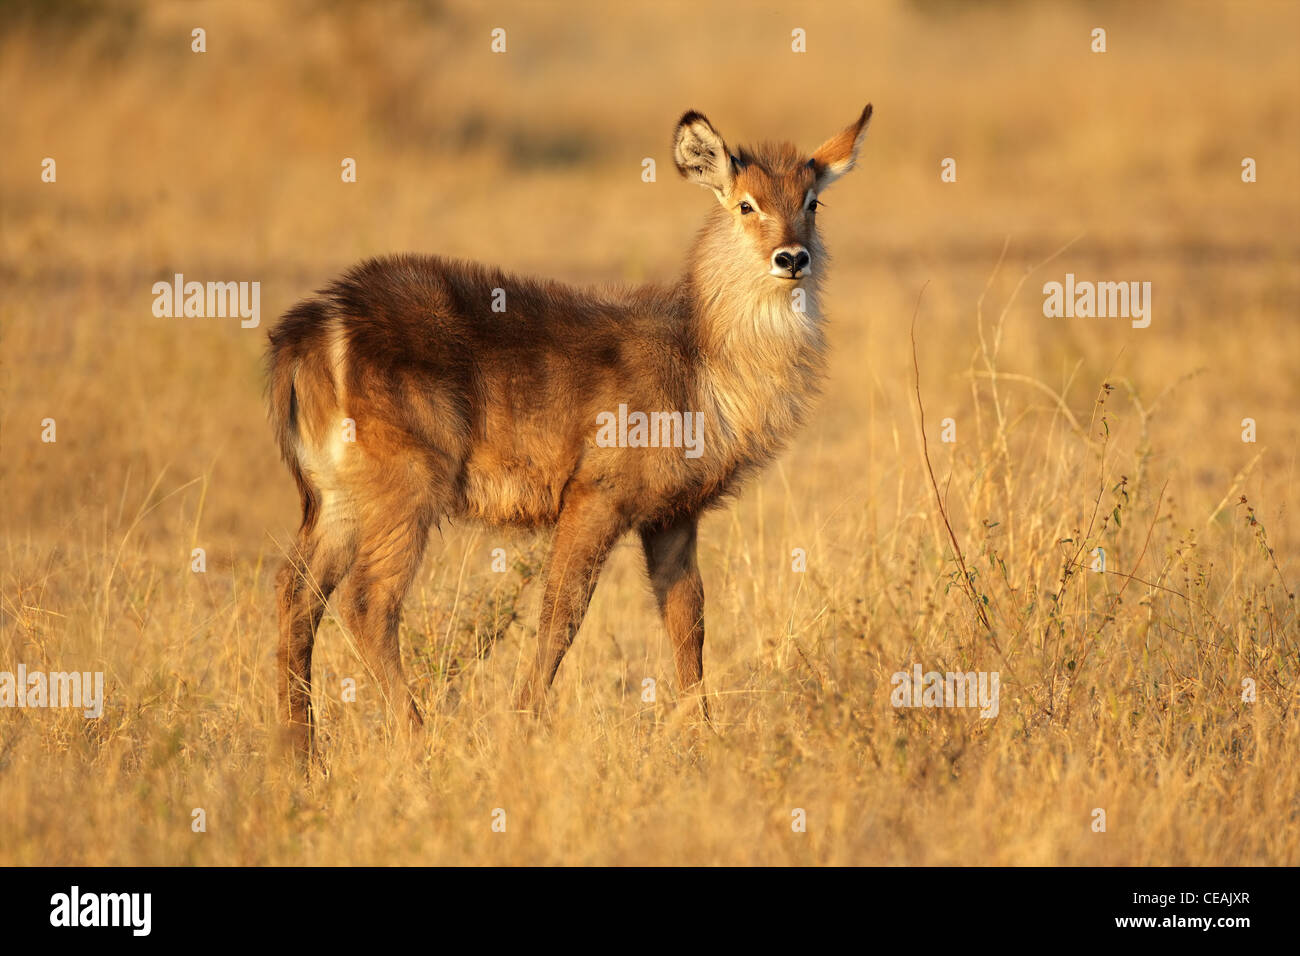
640 514 709 720
515 487 624 715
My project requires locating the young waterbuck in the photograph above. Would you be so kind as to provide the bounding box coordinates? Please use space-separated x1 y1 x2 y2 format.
268 104 873 762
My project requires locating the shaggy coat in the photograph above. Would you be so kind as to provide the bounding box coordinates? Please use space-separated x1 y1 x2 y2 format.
268 105 872 763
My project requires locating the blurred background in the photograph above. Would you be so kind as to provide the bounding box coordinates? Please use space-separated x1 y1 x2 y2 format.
0 0 1297 865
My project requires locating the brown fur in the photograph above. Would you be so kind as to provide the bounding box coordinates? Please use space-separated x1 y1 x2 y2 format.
267 106 873 764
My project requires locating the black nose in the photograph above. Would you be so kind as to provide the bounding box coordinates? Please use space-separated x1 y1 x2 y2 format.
772 247 811 276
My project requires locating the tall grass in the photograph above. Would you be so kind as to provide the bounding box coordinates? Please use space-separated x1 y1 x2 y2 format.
0 0 1296 864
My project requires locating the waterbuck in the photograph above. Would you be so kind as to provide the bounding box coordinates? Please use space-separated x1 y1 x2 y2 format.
268 105 873 762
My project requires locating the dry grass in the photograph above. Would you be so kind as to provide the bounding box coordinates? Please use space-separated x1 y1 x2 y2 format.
1 0 1297 865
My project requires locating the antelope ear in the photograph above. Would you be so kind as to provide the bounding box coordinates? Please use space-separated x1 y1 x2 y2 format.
673 110 735 196
811 103 873 190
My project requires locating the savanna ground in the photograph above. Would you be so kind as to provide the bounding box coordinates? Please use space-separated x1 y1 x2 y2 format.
1 0 1297 865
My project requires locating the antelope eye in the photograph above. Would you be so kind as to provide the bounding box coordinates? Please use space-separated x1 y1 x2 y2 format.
738 201 754 215
807 199 821 213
